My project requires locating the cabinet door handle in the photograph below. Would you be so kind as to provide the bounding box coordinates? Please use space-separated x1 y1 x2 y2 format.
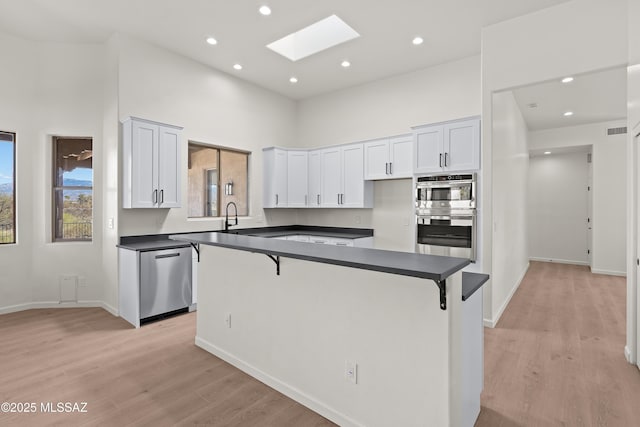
160 189 164 204
389 162 393 175
336 242 348 246
385 162 389 174
155 253 180 259
439 153 443 167
317 194 320 205
153 189 158 204
305 195 307 205
337 194 340 204
340 194 344 204
276 194 279 206
445 152 449 167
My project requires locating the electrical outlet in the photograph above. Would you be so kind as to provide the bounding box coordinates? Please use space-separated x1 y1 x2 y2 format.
355 215 361 224
345 360 357 384
225 314 231 328
107 218 114 229
78 276 87 288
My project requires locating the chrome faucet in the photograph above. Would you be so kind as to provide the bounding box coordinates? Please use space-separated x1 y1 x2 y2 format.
224 201 238 231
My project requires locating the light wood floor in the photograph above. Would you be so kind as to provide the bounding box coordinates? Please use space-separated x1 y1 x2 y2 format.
0 308 334 427
1 261 639 426
476 261 640 426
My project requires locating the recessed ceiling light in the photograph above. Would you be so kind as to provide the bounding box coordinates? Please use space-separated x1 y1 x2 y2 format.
259 5 271 16
266 15 360 62
412 36 424 45
206 37 217 45
563 111 574 116
341 60 351 68
289 77 298 84
233 64 243 71
544 151 551 155
561 76 574 83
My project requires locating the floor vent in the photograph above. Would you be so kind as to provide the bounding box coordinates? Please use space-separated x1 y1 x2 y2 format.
607 126 627 136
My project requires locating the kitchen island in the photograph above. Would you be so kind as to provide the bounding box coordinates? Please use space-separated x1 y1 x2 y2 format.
170 230 486 427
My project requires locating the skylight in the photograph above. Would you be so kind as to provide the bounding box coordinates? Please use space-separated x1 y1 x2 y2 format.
266 15 359 62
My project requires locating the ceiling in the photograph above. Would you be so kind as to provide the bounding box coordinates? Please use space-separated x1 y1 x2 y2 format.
0 0 569 100
512 67 628 131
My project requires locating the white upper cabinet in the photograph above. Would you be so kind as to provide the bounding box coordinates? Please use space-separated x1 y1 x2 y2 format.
263 148 288 208
341 144 368 207
320 147 342 207
321 143 373 208
263 144 372 209
122 117 183 209
308 149 322 207
364 134 413 180
414 117 480 174
287 151 308 207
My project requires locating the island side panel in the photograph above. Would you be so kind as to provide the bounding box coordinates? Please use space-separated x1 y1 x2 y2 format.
195 244 452 427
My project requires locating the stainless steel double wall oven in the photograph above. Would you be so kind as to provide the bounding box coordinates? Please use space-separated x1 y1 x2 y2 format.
415 173 477 261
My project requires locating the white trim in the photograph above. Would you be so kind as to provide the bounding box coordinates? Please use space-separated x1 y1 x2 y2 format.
529 257 589 266
590 268 627 277
483 262 530 329
195 336 363 427
625 345 634 364
0 301 118 316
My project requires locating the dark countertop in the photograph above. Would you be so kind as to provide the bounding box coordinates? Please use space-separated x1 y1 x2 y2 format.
169 232 470 282
117 226 373 251
117 234 193 251
462 272 489 301
223 225 373 240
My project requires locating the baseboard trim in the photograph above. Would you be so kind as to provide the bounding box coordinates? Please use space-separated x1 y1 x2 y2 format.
0 301 118 316
625 345 634 364
529 257 589 266
485 262 530 329
590 268 627 277
195 336 363 427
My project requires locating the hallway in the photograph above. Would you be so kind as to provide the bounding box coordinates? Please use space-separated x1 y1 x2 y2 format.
476 261 640 426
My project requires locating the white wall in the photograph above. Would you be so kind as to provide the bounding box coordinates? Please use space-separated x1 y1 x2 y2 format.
295 56 481 251
116 34 298 237
0 32 106 313
481 0 628 325
529 122 627 275
528 152 589 265
490 91 529 325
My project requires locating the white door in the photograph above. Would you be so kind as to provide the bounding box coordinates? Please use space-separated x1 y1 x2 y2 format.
157 126 181 208
287 151 308 207
389 135 413 178
364 138 389 180
444 119 480 172
342 144 365 207
308 150 322 207
274 149 288 207
321 147 341 207
636 132 640 370
414 125 444 174
587 155 593 267
131 120 159 208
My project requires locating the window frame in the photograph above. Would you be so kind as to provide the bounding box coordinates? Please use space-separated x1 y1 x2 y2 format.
0 131 16 245
187 141 250 219
52 136 94 243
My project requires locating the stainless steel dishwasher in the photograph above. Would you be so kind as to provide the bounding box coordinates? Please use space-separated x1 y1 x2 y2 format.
139 247 192 320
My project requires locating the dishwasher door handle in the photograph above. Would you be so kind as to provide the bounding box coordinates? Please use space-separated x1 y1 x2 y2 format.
155 253 181 259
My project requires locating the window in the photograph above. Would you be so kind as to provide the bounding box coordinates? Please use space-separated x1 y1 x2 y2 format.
53 137 93 241
188 143 249 218
0 131 16 244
